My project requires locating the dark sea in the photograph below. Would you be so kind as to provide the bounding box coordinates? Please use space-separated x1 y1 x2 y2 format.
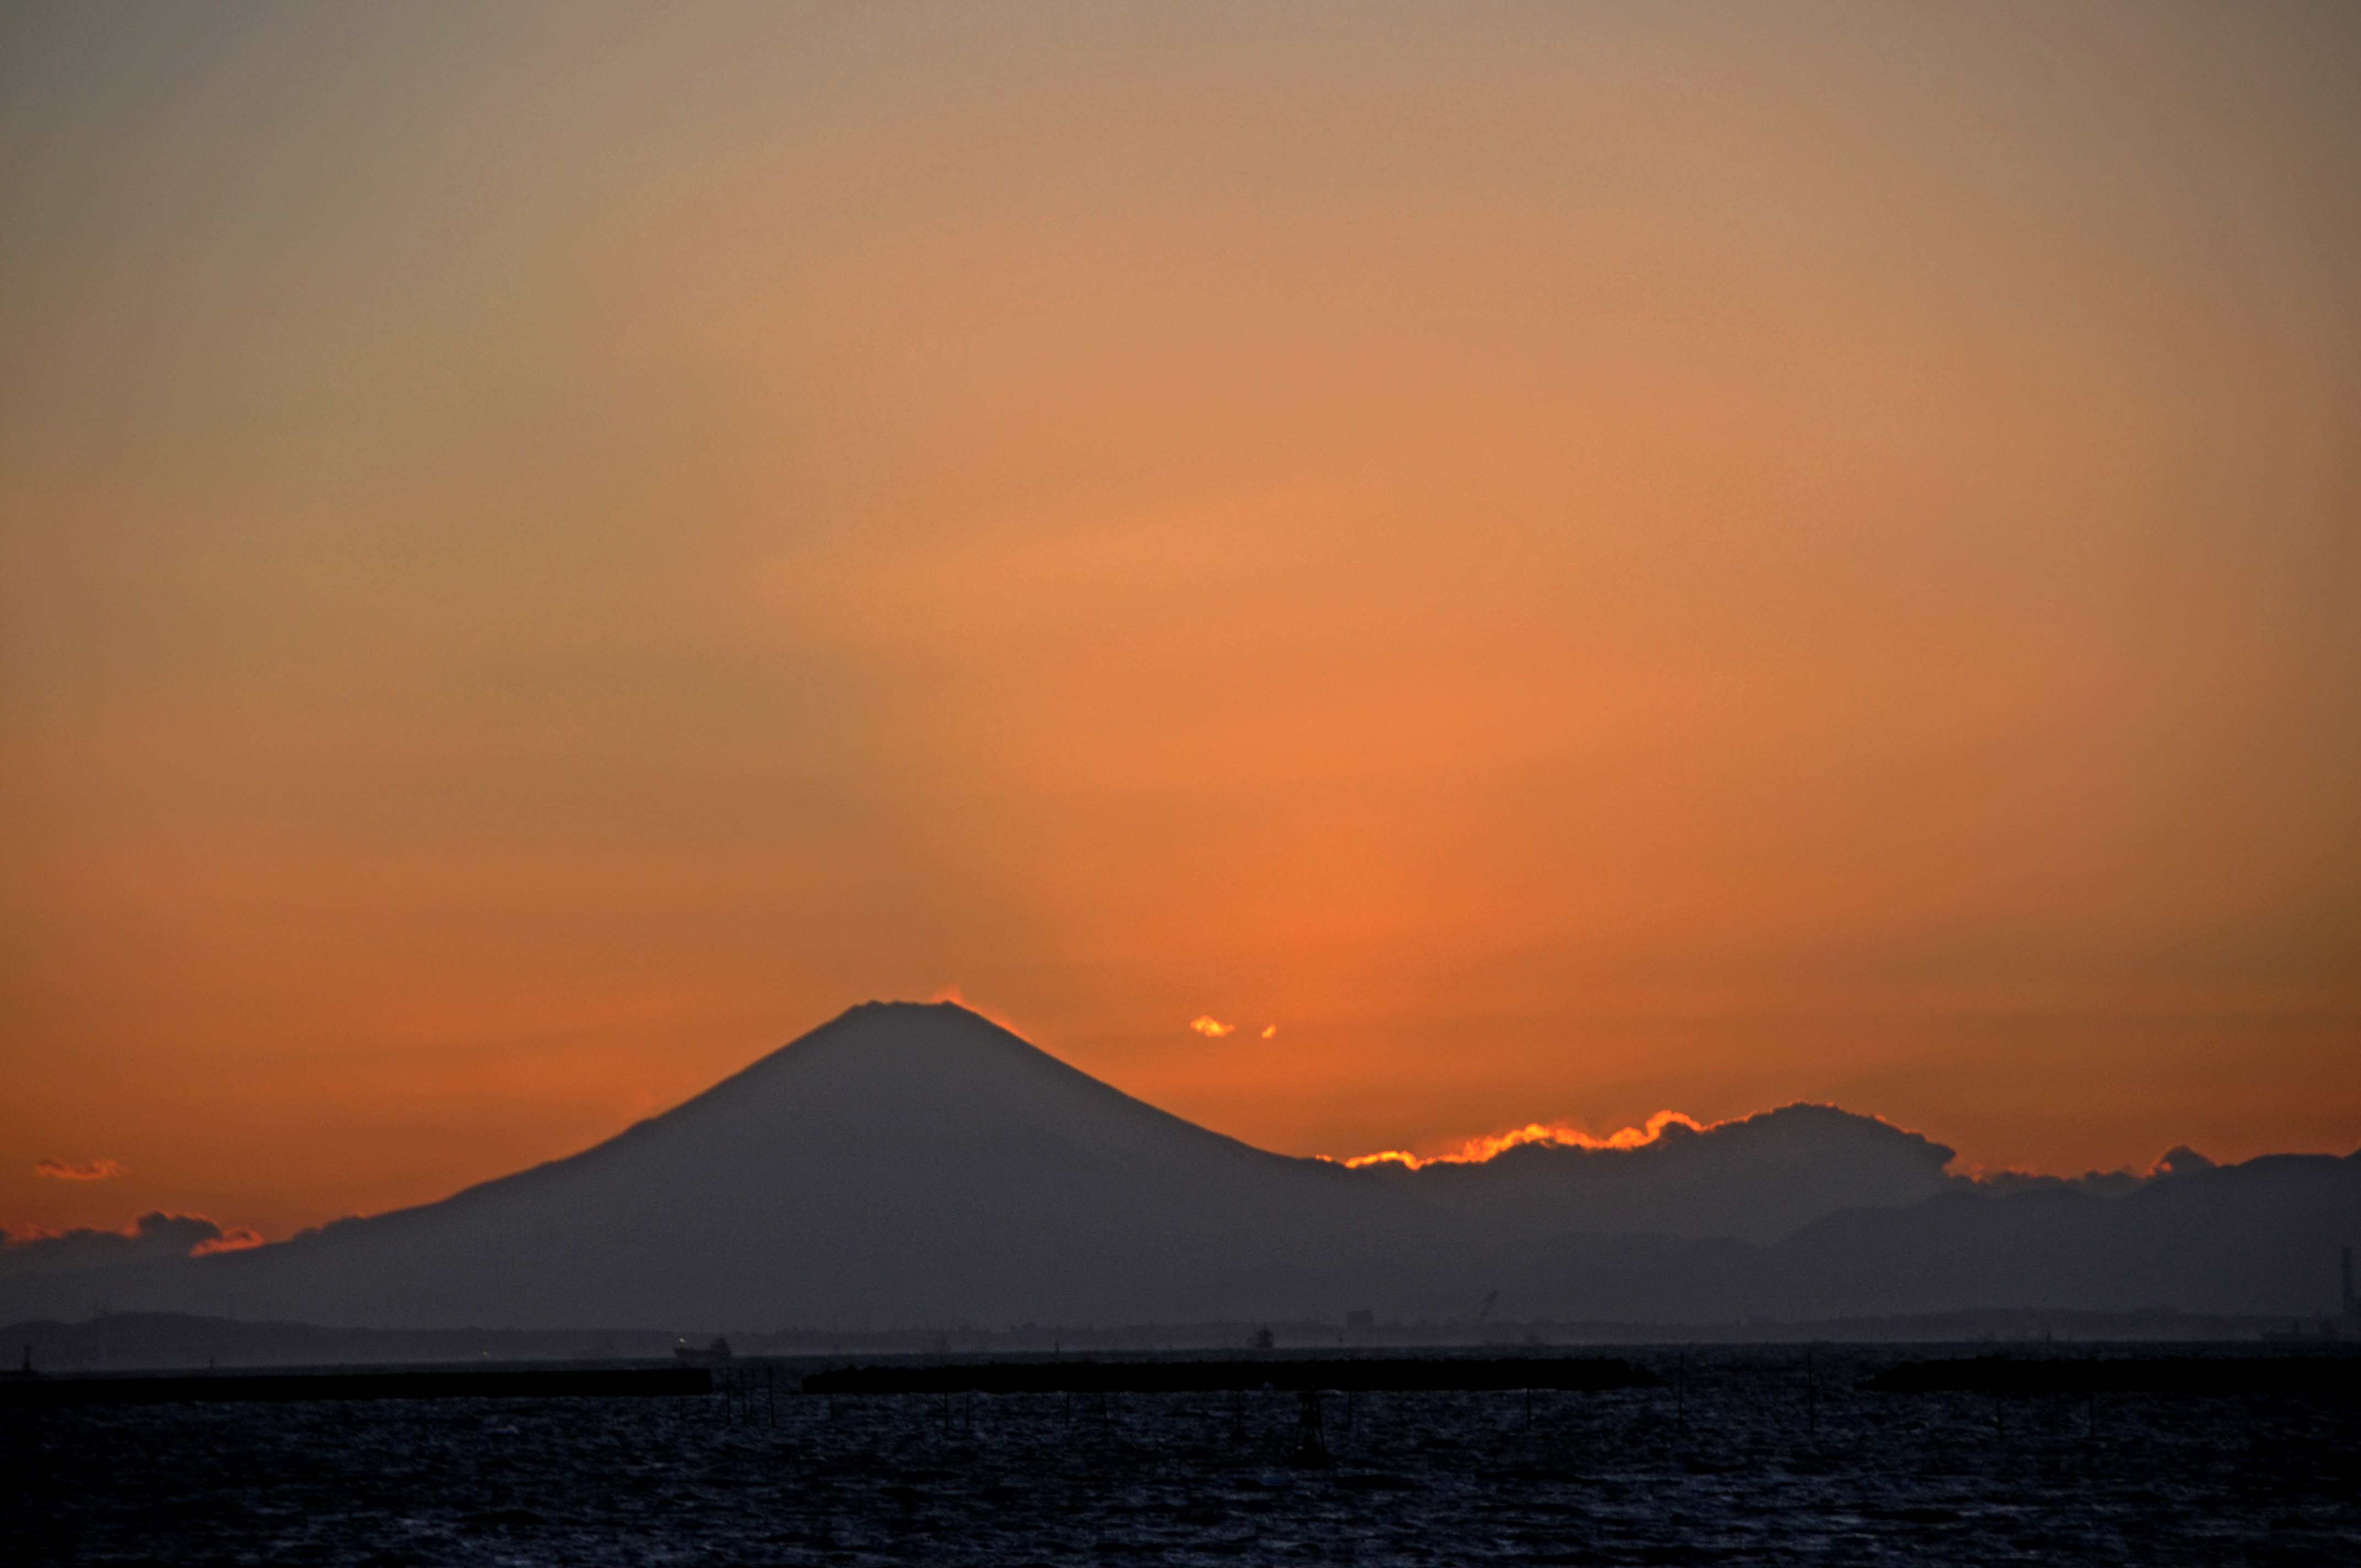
11 1347 2359 1566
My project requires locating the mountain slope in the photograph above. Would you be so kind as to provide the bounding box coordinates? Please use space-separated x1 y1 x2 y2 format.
6 1002 2353 1330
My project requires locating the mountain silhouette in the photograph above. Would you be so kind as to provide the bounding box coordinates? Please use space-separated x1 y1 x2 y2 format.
1736 1150 2361 1319
143 1003 1451 1328
4 1002 2355 1329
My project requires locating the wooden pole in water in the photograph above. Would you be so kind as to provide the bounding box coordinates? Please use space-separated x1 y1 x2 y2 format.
1807 1346 1816 1439
1675 1350 1685 1436
1291 1388 1329 1464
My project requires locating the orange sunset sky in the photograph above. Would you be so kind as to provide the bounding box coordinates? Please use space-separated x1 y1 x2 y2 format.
4 3 2358 1243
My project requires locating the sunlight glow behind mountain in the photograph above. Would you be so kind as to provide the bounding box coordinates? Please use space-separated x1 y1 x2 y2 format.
2 3 2356 1242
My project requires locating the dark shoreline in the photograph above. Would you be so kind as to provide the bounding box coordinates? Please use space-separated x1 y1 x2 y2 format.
0 1364 712 1407
10 1340 2358 1406
8 1304 2344 1376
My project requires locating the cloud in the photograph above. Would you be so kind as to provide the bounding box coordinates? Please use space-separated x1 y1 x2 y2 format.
34 1157 123 1182
190 1227 266 1257
1325 1103 1973 1244
0 1211 260 1278
1338 1110 1709 1170
1189 1015 1235 1038
1950 1147 2200 1196
1962 1166 2147 1198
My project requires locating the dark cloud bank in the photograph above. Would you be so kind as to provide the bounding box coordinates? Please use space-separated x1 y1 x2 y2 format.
1 1213 250 1280
5 1004 2354 1330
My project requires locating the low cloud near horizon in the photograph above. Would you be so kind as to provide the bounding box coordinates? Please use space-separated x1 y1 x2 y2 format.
0 1211 262 1277
1329 1101 2275 1198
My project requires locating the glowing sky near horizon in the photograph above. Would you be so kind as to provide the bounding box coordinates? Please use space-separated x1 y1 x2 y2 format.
4 2 2358 1240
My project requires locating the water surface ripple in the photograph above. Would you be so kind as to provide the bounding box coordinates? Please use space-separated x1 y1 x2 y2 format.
12 1347 2359 1565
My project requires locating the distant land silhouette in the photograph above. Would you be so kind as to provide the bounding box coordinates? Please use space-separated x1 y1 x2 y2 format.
1 1305 2333 1375
5 1003 2357 1329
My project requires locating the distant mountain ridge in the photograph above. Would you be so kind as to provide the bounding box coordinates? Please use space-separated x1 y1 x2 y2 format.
6 1002 2355 1329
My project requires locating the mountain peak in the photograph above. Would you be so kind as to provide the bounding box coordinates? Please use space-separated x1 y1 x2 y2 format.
650 997 1063 1128
6 999 2355 1331
826 997 1022 1041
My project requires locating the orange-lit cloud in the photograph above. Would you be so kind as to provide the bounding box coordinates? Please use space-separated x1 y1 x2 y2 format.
0 1211 257 1263
189 1227 266 1257
1337 1110 1709 1169
34 1158 123 1182
1189 1016 1236 1038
